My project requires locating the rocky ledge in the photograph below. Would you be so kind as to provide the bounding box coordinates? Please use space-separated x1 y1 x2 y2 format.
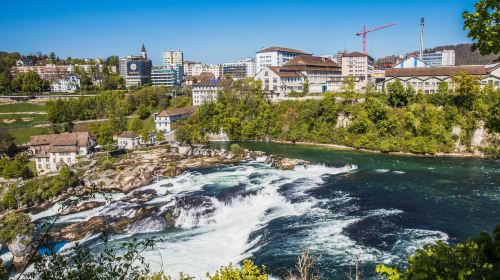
265 155 309 170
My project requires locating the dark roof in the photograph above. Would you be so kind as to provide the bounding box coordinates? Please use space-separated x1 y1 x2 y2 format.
283 55 340 68
157 106 196 117
268 66 303 78
257 46 311 55
28 132 90 147
118 131 138 139
141 44 146 52
343 52 374 61
385 66 487 77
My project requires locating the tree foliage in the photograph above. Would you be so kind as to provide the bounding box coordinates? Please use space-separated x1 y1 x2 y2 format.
0 212 34 244
377 225 500 280
463 0 500 58
207 260 268 280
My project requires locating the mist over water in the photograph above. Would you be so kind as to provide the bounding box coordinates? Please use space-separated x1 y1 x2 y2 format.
25 142 500 279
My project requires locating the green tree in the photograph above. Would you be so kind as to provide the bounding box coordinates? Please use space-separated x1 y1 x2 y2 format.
463 0 500 59
229 143 245 156
302 78 309 94
341 76 356 95
377 225 500 280
136 104 150 120
452 72 481 111
128 117 143 134
0 212 34 244
486 99 500 133
207 259 268 280
156 130 165 143
387 80 415 107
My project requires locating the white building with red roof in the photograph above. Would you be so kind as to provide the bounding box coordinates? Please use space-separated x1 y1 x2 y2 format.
256 46 312 72
27 132 95 173
154 107 196 133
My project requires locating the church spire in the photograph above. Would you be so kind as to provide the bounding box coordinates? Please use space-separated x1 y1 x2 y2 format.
141 43 146 53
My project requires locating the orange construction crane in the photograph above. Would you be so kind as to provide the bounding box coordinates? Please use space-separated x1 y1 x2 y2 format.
355 22 396 54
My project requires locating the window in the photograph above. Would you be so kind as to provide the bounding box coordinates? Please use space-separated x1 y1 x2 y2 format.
273 78 277 83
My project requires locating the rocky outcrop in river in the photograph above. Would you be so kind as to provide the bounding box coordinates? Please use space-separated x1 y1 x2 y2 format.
265 155 309 170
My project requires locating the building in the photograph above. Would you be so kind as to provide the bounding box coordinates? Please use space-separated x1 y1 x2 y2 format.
222 57 256 79
123 44 152 88
12 64 74 80
28 132 95 173
51 74 81 93
151 67 178 87
119 58 128 77
184 62 222 79
392 56 431 68
117 131 141 150
422 50 456 67
341 52 375 89
192 79 223 106
16 59 33 66
154 107 196 133
256 46 312 72
163 50 184 83
254 55 341 98
381 64 500 93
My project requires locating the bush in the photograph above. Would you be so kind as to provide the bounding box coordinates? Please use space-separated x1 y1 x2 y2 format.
0 155 34 179
377 225 500 280
0 167 79 209
0 212 34 243
229 144 245 156
207 259 268 280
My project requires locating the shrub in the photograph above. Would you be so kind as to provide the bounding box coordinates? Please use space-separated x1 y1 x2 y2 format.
0 212 34 243
229 143 245 156
207 259 268 280
377 225 500 280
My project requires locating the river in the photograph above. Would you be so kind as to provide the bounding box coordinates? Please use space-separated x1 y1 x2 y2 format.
30 142 500 279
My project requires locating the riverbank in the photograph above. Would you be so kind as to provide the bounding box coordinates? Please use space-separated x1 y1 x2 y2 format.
237 140 492 158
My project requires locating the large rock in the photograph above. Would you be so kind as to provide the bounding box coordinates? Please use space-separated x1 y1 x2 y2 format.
62 201 106 215
120 189 158 204
8 235 33 271
265 155 309 170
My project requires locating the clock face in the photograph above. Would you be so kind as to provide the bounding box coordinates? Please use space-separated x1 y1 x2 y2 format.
130 63 137 70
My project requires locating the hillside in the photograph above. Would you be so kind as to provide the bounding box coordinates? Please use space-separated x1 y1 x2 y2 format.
375 43 498 67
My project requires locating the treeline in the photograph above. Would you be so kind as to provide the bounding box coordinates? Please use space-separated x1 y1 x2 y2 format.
0 51 125 94
176 76 499 155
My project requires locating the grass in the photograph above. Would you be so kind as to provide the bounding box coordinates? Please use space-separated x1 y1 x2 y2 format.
7 127 50 144
0 103 46 113
0 114 47 128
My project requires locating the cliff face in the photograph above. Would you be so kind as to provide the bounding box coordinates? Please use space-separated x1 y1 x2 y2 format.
452 120 500 156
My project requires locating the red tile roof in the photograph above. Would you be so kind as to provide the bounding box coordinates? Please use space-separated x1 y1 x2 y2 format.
28 132 90 147
118 131 138 138
283 55 340 68
157 106 196 117
385 66 487 77
257 46 311 55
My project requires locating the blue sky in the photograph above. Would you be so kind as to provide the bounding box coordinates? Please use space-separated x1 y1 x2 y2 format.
0 0 478 65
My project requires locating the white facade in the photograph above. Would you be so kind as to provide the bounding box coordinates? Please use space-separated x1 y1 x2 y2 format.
192 83 222 106
163 50 184 68
341 52 374 89
51 74 81 93
222 57 256 78
29 132 95 174
154 107 195 132
184 62 222 79
117 132 141 150
392 57 431 68
256 47 311 72
422 50 456 67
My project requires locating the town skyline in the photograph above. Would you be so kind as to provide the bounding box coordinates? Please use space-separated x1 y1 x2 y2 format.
2 0 478 65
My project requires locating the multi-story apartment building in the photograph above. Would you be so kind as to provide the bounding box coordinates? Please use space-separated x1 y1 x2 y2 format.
154 107 196 133
222 57 256 79
51 74 81 93
119 58 128 77
12 64 74 80
256 46 312 72
254 55 341 98
124 44 152 88
422 50 455 67
163 50 184 83
380 64 500 93
28 132 95 174
341 52 375 89
151 67 178 87
192 80 223 106
183 62 222 79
